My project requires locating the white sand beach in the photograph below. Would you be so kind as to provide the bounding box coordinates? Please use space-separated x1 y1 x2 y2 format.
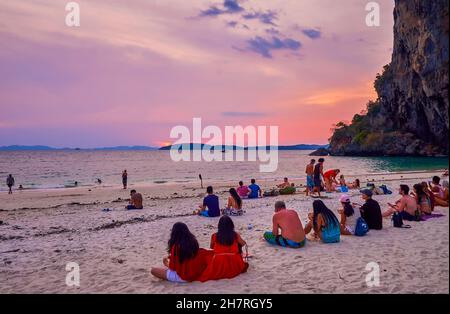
0 171 448 294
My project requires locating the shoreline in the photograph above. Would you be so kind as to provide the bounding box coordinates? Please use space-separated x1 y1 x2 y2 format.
0 168 446 194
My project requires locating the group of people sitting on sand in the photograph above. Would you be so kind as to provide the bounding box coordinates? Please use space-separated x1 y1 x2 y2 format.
152 171 449 284
151 187 384 282
193 180 265 217
381 175 449 221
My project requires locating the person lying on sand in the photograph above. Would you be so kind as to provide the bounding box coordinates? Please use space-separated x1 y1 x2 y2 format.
222 188 243 216
150 222 211 283
383 185 419 221
323 169 340 193
198 216 248 282
348 178 361 189
338 194 361 236
304 200 340 243
236 181 250 198
263 201 306 248
126 189 143 210
193 186 220 217
277 177 291 189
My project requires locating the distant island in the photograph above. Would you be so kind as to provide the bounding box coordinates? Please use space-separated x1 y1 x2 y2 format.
0 144 327 151
159 143 327 151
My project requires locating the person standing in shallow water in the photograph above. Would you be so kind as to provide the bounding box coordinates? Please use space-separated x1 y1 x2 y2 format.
6 174 15 194
122 170 128 189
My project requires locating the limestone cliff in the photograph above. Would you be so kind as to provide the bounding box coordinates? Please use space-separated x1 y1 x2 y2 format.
328 0 449 156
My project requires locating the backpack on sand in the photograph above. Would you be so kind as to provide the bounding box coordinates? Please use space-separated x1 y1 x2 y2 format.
392 212 411 228
354 217 369 236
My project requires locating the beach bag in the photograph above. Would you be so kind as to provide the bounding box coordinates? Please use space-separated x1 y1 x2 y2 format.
354 217 369 236
380 184 392 195
263 189 279 197
392 212 411 228
279 186 296 195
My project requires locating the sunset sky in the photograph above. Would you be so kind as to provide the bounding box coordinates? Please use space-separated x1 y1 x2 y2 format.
0 0 394 148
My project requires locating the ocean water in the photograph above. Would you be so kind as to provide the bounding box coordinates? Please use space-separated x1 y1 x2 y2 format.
0 150 448 191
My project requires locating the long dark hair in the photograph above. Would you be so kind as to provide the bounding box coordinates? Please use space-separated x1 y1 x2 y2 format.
312 200 339 230
355 179 360 188
342 201 354 217
216 216 237 246
414 183 428 204
229 188 242 209
167 222 199 264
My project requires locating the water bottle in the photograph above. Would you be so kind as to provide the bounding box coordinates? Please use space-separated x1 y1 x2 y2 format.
247 223 253 230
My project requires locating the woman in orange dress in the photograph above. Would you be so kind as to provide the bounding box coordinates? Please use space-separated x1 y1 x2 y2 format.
199 216 248 282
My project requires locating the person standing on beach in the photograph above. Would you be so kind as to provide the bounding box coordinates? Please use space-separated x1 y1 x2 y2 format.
122 170 128 189
312 158 325 197
6 174 15 194
305 159 315 196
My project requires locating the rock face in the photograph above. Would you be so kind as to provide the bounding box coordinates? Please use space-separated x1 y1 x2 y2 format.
329 0 449 156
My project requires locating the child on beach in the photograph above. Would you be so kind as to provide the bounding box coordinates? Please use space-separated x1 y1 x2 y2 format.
150 222 212 283
338 194 361 235
304 200 340 243
223 188 243 216
194 186 220 217
198 216 248 282
338 175 345 186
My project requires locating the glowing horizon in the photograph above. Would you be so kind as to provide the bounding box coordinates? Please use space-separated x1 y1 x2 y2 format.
0 0 394 148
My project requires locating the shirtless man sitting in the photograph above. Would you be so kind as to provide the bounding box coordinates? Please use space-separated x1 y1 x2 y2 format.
382 184 418 221
263 201 306 248
126 189 143 210
277 177 291 189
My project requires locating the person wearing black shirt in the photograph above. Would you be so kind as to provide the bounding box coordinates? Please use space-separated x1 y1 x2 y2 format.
354 189 382 230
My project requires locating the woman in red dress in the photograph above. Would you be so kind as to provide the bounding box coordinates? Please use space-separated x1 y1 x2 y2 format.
199 216 248 282
151 222 212 283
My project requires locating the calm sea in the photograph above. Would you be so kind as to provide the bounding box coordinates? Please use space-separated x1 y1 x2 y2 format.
0 150 448 191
